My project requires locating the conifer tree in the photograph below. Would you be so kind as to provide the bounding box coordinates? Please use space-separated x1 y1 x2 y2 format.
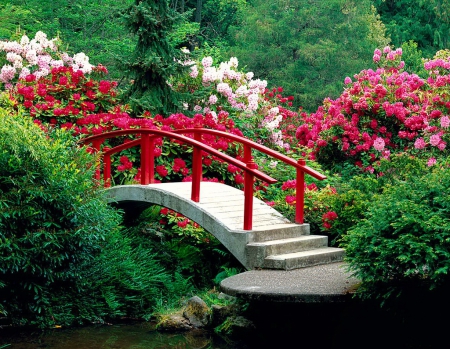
121 0 186 116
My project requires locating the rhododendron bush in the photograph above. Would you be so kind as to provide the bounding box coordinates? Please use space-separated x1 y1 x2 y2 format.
0 31 93 90
172 53 297 151
296 47 450 173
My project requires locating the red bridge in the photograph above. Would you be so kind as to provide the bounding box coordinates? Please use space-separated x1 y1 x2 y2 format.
79 126 345 270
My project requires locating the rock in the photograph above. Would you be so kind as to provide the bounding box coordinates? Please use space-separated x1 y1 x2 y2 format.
183 296 211 328
211 304 239 327
218 292 236 301
215 315 256 337
156 313 192 331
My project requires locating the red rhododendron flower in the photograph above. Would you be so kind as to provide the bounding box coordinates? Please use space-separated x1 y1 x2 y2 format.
156 165 168 177
177 219 190 228
285 195 296 205
234 174 244 184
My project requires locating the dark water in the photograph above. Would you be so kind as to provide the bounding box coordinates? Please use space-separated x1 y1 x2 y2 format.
0 322 246 349
1 300 448 349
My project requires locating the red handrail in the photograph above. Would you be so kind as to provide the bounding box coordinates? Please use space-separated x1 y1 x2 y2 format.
78 126 326 230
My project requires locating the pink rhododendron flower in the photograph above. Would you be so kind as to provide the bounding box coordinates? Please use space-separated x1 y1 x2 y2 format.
414 138 426 149
285 195 296 205
281 179 297 191
440 116 450 128
430 134 441 146
427 157 436 166
373 137 385 151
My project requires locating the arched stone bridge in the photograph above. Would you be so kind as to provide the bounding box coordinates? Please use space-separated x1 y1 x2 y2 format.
80 127 345 270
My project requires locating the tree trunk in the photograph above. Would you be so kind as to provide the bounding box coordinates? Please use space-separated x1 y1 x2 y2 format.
195 0 202 23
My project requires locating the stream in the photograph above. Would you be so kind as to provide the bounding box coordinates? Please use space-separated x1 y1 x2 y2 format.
0 322 249 349
1 300 448 349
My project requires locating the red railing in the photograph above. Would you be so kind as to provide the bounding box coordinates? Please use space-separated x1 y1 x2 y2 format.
79 126 326 230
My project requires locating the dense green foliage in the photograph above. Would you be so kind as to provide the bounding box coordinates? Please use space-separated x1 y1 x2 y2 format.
374 0 450 57
340 155 450 303
228 0 390 111
0 107 118 325
120 0 189 116
0 107 199 327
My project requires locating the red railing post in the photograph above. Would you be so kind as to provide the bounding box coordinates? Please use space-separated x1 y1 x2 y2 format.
140 132 152 185
244 160 257 230
296 159 306 224
191 126 203 202
104 153 111 188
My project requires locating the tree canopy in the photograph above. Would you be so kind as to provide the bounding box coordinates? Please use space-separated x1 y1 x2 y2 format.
228 0 389 111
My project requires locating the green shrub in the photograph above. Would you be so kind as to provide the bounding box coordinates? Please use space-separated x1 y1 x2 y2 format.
340 155 450 303
0 108 123 326
124 205 243 289
0 108 202 327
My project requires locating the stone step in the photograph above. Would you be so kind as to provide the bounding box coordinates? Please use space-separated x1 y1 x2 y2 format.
262 247 345 270
247 235 328 258
247 223 310 242
246 235 329 269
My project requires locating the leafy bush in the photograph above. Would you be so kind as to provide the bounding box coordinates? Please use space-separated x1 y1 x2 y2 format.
0 108 122 326
340 155 450 302
127 205 243 289
0 108 203 327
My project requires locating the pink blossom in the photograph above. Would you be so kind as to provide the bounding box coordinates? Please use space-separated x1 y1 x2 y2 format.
414 138 426 149
209 94 218 104
201 56 213 68
373 137 385 151
430 134 441 146
440 116 450 128
282 179 297 191
344 77 352 84
285 195 296 205
427 157 436 166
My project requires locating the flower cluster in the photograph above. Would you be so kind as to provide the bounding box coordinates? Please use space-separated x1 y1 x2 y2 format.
322 211 338 230
10 65 119 128
0 31 93 89
158 207 211 245
173 53 295 149
296 46 450 171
